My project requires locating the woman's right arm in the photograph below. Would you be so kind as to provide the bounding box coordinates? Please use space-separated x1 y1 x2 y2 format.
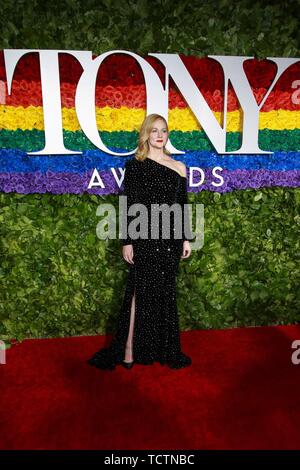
120 159 137 263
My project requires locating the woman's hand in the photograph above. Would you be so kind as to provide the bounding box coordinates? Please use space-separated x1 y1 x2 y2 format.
122 244 134 264
181 240 191 259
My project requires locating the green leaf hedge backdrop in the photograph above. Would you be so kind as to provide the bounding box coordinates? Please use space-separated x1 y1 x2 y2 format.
0 0 299 341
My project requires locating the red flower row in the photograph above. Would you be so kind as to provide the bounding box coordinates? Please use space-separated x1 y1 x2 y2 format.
3 80 299 112
0 50 299 92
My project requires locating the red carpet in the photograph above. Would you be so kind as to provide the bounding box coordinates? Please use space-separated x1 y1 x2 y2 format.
1 324 300 450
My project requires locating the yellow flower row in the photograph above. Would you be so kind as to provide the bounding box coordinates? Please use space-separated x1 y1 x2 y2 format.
0 105 299 132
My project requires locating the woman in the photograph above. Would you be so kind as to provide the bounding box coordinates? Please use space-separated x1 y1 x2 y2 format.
87 113 194 370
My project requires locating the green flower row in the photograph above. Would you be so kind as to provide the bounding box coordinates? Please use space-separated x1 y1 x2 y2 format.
0 128 300 152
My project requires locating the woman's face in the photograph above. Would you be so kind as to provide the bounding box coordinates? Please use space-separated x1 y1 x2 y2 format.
148 119 168 150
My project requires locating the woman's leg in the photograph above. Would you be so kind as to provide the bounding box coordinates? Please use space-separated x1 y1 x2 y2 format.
124 288 136 362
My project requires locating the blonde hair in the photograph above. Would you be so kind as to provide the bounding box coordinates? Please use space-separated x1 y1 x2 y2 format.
134 114 171 161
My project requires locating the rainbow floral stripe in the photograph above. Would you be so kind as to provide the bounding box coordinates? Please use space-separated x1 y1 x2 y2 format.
0 51 299 194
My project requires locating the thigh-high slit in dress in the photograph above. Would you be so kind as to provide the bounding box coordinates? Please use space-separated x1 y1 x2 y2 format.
87 156 194 370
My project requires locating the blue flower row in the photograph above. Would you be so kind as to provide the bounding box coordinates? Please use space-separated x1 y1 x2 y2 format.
0 148 300 174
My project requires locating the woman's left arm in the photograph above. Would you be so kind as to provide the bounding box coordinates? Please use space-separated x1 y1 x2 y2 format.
177 164 194 259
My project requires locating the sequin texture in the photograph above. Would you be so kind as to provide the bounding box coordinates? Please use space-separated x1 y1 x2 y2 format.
87 157 193 370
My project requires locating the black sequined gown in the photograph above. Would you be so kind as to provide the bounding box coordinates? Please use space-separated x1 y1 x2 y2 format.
87 156 194 370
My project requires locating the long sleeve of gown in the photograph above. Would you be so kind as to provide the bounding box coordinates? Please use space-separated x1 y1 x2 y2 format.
177 176 195 242
120 159 138 246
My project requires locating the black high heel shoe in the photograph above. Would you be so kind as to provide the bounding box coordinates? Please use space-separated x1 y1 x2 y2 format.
121 360 134 369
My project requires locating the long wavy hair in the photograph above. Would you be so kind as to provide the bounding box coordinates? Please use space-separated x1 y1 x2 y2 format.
134 114 172 162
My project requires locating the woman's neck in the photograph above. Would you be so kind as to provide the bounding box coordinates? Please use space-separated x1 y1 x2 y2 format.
147 149 168 162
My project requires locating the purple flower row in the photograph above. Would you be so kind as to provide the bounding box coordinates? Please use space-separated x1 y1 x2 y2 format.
0 169 299 195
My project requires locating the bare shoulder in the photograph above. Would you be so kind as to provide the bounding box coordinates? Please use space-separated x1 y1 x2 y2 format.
173 160 187 177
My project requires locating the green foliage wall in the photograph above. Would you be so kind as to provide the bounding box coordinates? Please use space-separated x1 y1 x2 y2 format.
1 0 299 57
1 188 299 341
